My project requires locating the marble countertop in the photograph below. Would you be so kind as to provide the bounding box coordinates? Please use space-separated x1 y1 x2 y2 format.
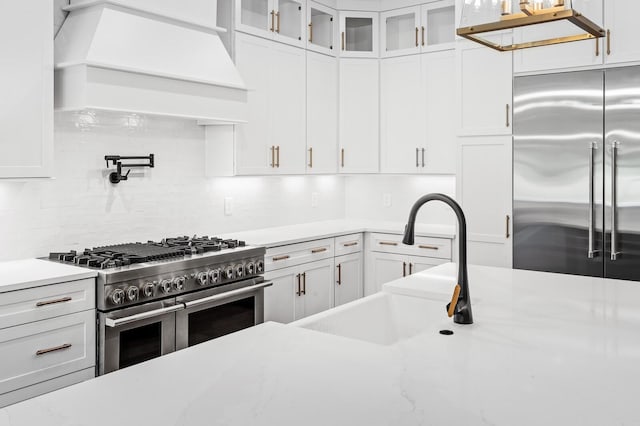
220 219 456 248
0 259 97 293
2 263 639 425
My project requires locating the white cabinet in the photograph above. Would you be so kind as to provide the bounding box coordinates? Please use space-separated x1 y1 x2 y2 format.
381 49 456 174
306 52 338 174
339 59 379 173
307 1 337 56
0 0 53 178
365 252 446 296
235 33 306 175
235 0 306 48
457 37 513 136
380 1 455 58
603 0 640 65
457 135 513 268
264 258 334 323
513 0 603 73
339 11 379 58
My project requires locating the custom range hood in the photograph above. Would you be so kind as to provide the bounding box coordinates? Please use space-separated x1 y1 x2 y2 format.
55 0 247 124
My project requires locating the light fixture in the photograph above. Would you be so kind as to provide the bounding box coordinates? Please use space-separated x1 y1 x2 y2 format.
456 0 605 52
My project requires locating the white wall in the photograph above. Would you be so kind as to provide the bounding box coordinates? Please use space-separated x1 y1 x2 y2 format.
0 112 345 261
345 175 457 226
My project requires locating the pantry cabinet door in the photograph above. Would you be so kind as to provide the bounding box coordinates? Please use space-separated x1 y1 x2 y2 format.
269 42 307 174
0 1 53 178
235 33 276 175
335 253 363 307
380 55 423 174
339 58 380 173
264 266 298 324
604 0 640 65
306 51 338 174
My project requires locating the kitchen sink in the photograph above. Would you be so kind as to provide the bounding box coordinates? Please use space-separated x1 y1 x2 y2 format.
292 292 449 346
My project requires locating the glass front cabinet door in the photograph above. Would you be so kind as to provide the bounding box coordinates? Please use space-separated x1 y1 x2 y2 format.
307 1 337 56
236 0 306 48
339 11 379 58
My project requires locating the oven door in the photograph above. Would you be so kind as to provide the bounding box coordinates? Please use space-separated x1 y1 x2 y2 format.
175 278 272 350
98 299 182 375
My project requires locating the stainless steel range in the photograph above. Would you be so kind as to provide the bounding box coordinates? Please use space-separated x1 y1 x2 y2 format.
48 237 269 375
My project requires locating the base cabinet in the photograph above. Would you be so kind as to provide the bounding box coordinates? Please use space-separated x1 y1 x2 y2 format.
334 252 363 307
365 251 446 296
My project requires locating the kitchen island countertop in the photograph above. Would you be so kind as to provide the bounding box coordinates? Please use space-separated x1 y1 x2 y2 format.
1 263 639 425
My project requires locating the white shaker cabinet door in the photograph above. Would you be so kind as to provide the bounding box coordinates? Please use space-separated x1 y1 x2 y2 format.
335 252 363 307
604 0 640 65
264 265 298 324
0 1 53 178
365 252 407 296
295 258 334 320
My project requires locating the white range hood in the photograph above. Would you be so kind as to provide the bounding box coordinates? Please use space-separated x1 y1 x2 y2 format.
54 0 247 124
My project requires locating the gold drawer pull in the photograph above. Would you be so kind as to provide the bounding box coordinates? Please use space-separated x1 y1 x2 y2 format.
36 343 72 356
36 297 72 307
311 248 327 254
272 255 290 262
418 245 439 250
379 241 398 246
343 242 358 247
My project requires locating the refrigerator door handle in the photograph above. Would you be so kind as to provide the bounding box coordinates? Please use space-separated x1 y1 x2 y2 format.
588 141 599 258
611 140 620 261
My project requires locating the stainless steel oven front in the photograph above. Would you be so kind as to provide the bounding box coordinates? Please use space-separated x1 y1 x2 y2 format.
175 278 270 350
98 299 182 375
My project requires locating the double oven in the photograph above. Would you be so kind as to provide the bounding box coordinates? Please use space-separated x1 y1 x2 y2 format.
94 247 268 375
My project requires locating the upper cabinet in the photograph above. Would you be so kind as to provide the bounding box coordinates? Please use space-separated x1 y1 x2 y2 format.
235 0 306 48
381 0 455 58
306 1 337 56
0 1 53 178
339 11 379 58
603 0 640 65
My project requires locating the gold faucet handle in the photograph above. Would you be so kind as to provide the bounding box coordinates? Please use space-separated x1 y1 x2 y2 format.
447 284 461 318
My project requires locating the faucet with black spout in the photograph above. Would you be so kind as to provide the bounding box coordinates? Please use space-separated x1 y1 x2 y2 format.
402 194 473 325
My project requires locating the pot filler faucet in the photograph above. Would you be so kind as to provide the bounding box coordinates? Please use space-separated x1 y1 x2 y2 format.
402 194 473 325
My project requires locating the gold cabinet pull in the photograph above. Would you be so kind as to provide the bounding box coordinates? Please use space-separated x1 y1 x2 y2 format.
270 10 275 32
341 32 345 50
301 272 306 295
343 241 358 247
308 147 313 168
337 264 342 285
595 37 599 56
421 26 425 46
309 23 313 42
379 241 398 246
606 29 611 55
341 148 345 168
296 273 301 296
276 11 281 33
403 261 407 277
416 147 419 167
409 263 413 275
421 148 426 168
415 27 419 47
506 104 510 127
272 255 290 262
270 146 275 168
419 245 439 250
36 343 72 356
36 297 72 307
311 247 327 254
275 146 280 168
506 215 511 239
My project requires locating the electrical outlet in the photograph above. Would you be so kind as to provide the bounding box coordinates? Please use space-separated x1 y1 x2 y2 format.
383 193 392 208
224 197 233 216
311 192 319 208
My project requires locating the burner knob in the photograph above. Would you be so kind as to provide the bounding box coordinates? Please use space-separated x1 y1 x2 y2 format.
142 283 155 298
208 269 221 284
235 264 245 278
256 260 265 273
173 276 186 291
225 267 234 280
245 262 255 276
110 289 125 305
196 272 208 286
126 286 139 302
159 279 172 294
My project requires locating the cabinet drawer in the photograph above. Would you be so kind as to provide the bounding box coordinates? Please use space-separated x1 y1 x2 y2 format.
369 233 452 259
0 367 95 409
265 238 334 272
0 310 96 395
0 278 95 330
334 233 363 256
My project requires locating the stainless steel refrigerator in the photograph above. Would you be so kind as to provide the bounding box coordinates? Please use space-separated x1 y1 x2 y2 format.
513 66 640 281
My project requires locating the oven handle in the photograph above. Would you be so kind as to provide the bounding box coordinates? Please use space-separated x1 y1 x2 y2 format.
183 282 273 309
105 304 185 328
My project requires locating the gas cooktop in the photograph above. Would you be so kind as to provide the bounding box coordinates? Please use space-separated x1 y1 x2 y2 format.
49 236 246 270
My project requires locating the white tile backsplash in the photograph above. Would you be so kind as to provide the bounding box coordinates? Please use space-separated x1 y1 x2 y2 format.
0 112 345 261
